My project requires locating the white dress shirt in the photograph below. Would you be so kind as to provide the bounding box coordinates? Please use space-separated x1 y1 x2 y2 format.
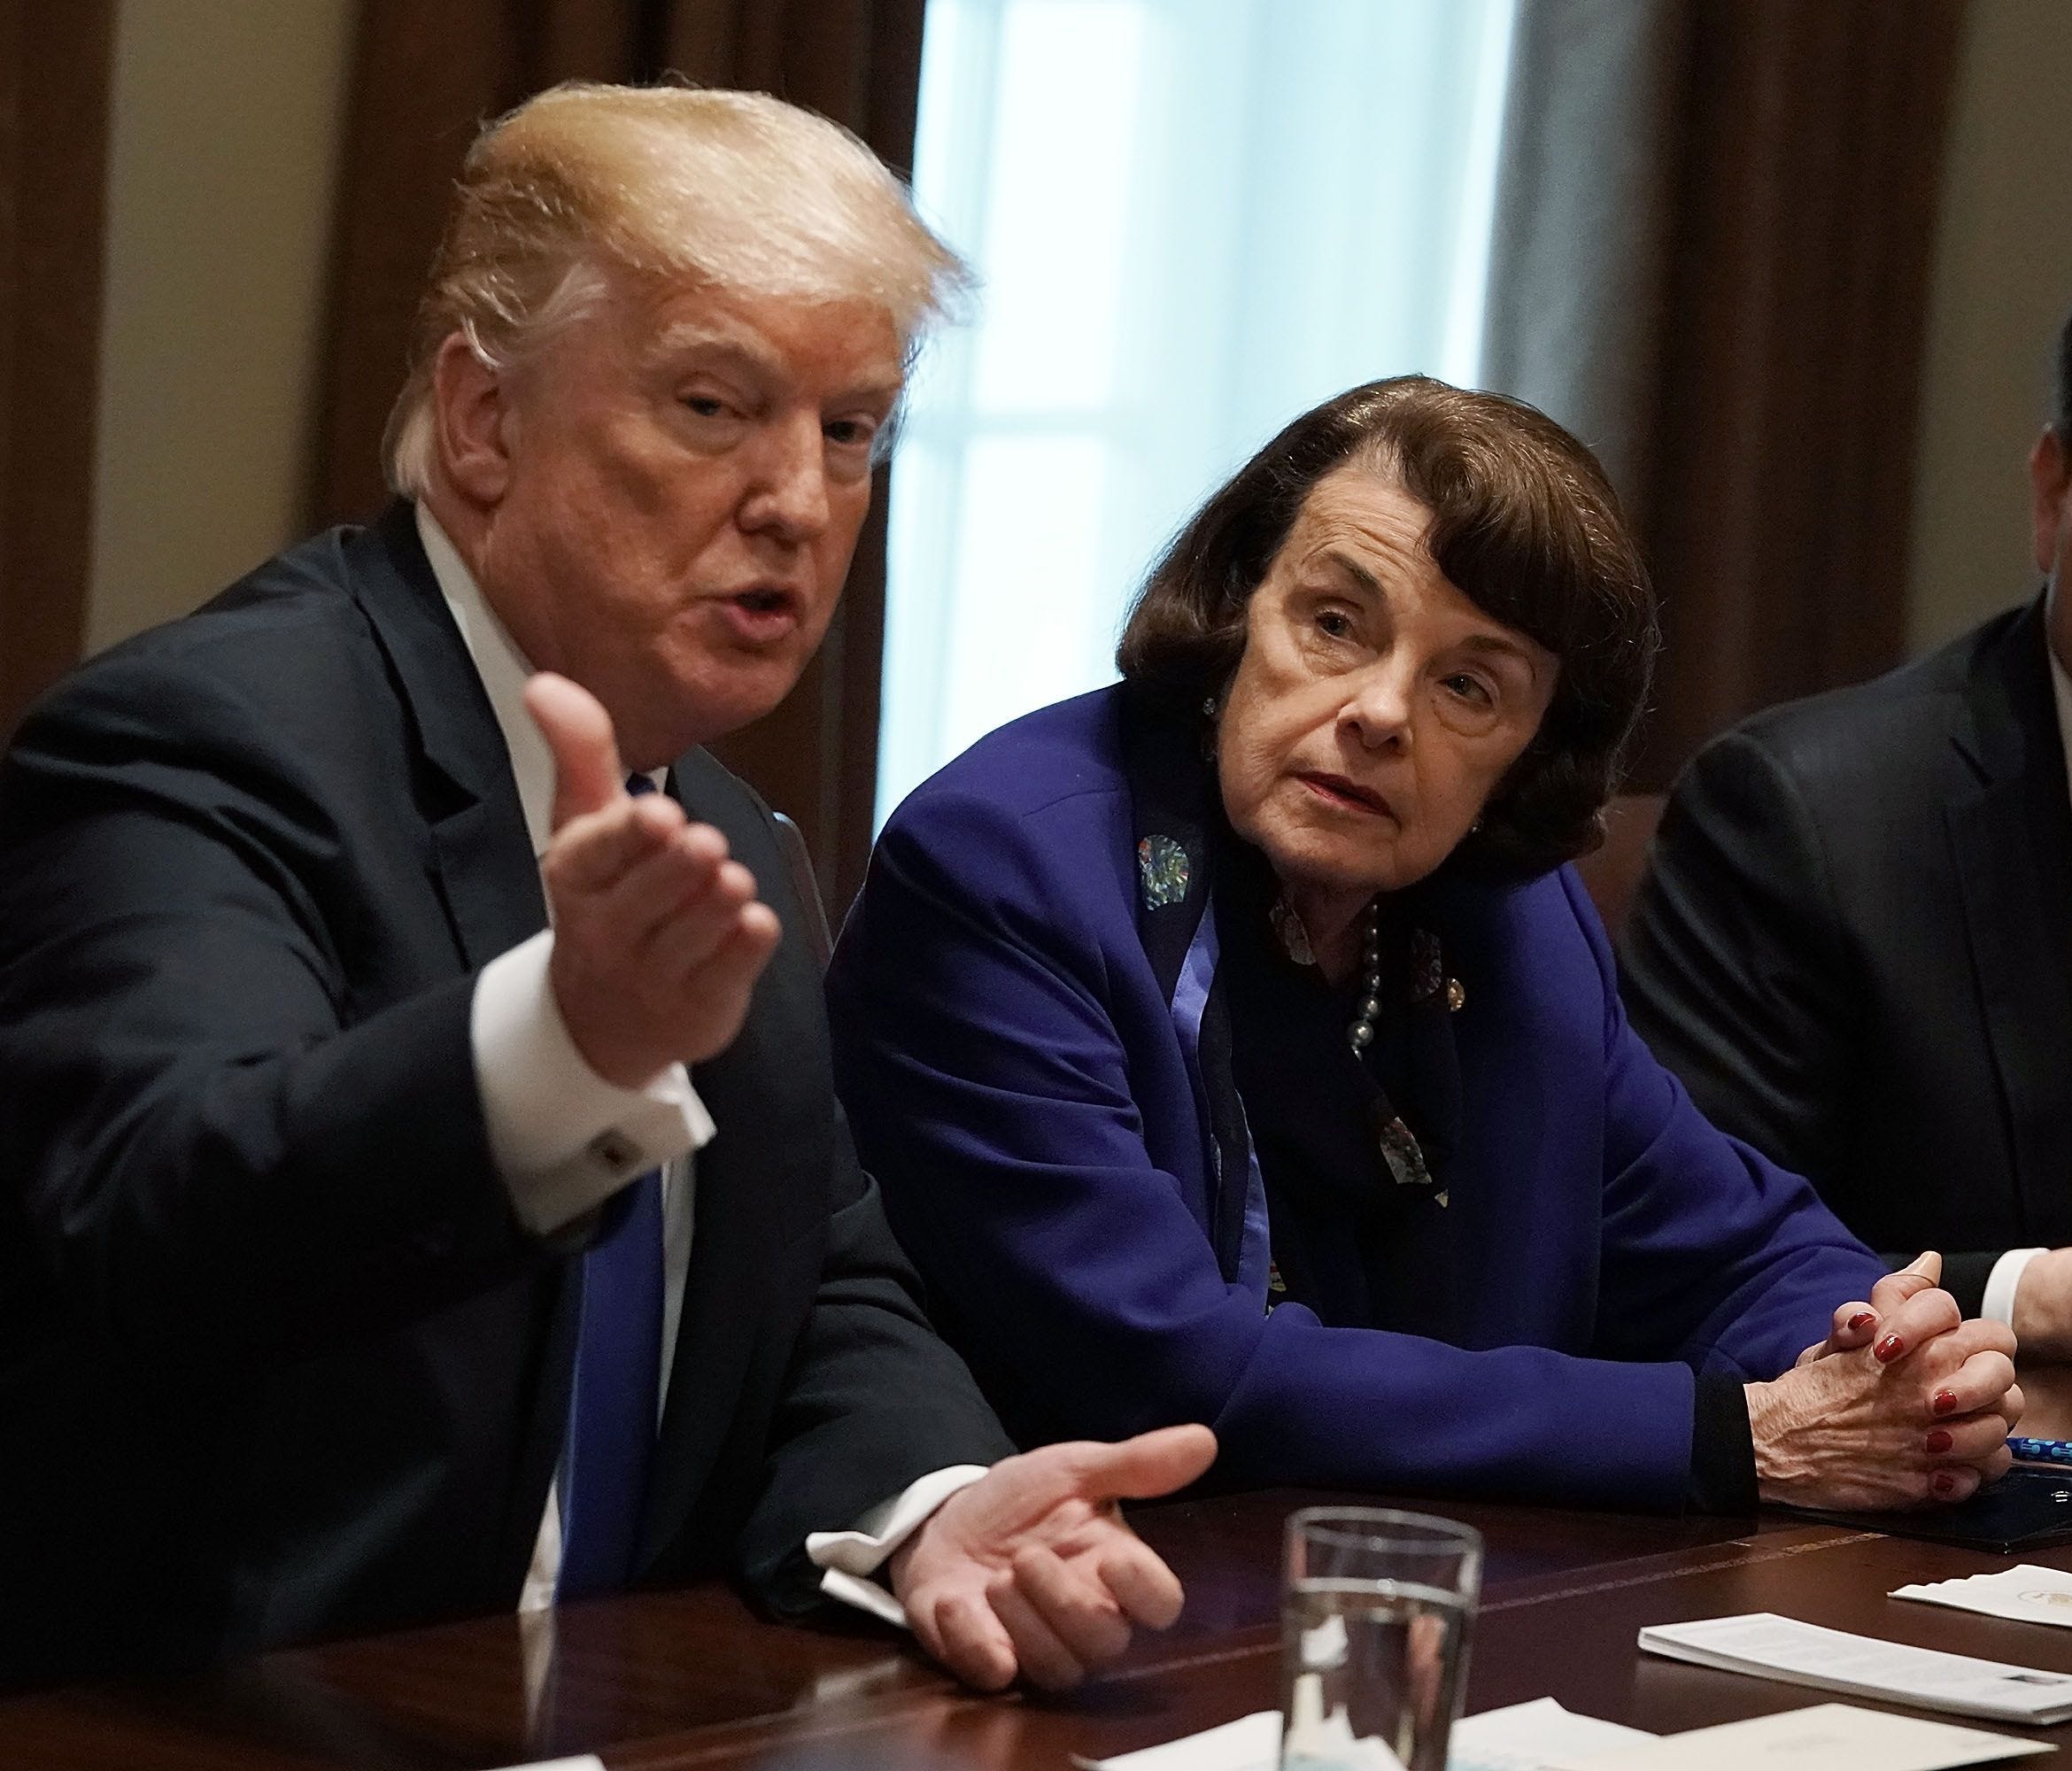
416 507 983 1623
1975 639 2072 1329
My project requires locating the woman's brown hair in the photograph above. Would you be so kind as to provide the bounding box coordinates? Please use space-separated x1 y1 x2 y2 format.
1117 375 1658 875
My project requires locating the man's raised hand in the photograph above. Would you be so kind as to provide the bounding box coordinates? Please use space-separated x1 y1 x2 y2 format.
524 672 779 1087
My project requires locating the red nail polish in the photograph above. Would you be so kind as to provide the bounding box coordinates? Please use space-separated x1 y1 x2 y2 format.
1932 1388 1959 1416
1875 1334 1904 1361
1847 1311 1875 1332
1932 1472 1958 1497
1925 1429 1953 1454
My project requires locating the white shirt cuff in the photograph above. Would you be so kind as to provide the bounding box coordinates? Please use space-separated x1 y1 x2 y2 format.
472 929 715 1234
1983 1247 2050 1330
804 1464 993 1628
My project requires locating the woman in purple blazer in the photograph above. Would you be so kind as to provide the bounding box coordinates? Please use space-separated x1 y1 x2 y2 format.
828 377 2018 1516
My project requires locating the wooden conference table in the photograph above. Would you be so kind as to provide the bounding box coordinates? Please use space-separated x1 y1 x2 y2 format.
11 1487 2072 1770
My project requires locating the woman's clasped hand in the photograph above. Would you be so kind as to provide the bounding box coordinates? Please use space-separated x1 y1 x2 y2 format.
1750 1252 2021 1510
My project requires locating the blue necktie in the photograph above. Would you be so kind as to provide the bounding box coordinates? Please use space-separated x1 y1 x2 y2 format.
556 773 666 1598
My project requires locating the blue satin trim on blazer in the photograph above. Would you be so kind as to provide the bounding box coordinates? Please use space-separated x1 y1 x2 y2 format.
1170 905 1272 1299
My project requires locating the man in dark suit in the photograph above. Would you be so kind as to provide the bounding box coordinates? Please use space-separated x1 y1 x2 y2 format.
1620 306 2072 1353
0 83 1212 1693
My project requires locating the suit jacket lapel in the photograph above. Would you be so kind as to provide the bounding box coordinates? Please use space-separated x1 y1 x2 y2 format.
345 502 566 1586
345 502 546 969
1947 593 2072 1234
637 753 819 1566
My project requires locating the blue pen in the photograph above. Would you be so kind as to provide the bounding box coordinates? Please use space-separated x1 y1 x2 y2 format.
2009 1436 2072 1466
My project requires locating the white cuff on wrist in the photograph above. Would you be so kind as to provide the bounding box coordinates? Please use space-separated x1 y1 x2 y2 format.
1983 1247 2048 1330
472 929 713 1234
805 1465 993 1628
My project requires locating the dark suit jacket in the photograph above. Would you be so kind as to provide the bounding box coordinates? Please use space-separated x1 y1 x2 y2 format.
0 503 1010 1688
1620 595 2072 1313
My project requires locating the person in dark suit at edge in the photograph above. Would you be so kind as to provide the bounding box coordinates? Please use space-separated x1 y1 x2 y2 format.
0 82 1213 1693
1621 305 2072 1360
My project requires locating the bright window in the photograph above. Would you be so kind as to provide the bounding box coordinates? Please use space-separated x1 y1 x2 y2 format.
878 0 1518 822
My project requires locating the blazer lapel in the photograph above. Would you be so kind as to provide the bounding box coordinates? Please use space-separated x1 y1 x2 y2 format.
1119 690 1262 1280
1120 685 1217 1001
345 502 546 970
1947 594 2072 1234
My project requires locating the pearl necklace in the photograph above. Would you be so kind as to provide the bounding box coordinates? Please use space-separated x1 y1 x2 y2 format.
1346 902 1383 1056
1272 893 1442 1202
1272 896 1386 1056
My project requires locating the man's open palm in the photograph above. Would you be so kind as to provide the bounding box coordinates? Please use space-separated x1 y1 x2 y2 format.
891 1425 1218 1691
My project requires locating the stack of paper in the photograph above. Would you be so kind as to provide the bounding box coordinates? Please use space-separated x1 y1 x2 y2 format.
1550 1703 2047 1771
1637 1613 2072 1724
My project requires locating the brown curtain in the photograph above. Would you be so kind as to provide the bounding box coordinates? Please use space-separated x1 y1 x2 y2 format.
0 1 117 736
1480 0 1968 788
312 0 925 912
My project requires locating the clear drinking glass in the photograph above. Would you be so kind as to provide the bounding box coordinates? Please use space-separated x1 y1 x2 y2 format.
1278 1507 1483 1771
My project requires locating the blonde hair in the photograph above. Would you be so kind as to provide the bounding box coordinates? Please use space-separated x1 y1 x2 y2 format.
383 82 971 496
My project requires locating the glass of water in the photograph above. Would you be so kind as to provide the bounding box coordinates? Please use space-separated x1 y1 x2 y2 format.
1278 1508 1482 1771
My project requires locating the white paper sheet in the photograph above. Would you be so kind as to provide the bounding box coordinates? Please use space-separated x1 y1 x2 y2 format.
1450 1698 1658 1771
1550 1701 2049 1771
1637 1612 2072 1723
1079 1709 1279 1771
1080 1698 1656 1771
1894 1564 2072 1629
488 1759 606 1771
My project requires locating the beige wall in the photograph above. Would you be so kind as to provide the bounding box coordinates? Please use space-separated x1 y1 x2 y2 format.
1907 0 2072 652
86 0 358 652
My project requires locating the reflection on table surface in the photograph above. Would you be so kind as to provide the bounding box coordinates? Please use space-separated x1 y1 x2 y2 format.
9 1486 2072 1769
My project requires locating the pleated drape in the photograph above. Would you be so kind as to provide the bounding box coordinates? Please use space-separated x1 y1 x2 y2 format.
1481 0 1968 787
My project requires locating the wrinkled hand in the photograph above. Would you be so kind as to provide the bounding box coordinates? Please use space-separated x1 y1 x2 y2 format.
526 673 780 1087
2014 1248 2072 1362
1794 1250 1941 1366
890 1425 1218 1692
1752 1254 2020 1510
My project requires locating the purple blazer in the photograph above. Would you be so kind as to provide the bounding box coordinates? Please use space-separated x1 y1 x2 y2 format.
828 686 1885 1510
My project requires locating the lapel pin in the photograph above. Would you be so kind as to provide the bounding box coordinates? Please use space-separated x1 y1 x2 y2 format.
1411 929 1465 1013
1137 835 1190 909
